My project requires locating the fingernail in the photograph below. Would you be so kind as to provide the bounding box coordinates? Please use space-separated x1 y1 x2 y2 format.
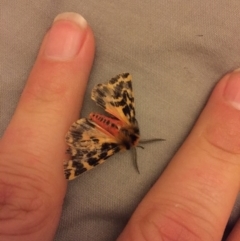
224 70 240 110
44 12 87 60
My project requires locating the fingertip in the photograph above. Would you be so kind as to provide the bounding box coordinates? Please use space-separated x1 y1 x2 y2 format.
42 12 93 61
53 12 88 27
223 70 240 110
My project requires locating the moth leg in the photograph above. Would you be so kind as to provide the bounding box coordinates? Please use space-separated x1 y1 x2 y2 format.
131 147 140 174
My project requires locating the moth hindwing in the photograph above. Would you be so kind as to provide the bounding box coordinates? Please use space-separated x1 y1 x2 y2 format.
64 73 140 180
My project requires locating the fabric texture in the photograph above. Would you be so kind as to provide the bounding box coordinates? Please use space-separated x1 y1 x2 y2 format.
2 1 240 240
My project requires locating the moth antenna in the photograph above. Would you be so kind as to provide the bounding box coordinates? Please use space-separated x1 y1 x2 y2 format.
133 139 164 173
132 147 140 174
139 138 165 144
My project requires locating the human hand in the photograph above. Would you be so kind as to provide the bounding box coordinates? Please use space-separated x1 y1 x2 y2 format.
117 71 240 240
2 11 240 241
0 12 94 241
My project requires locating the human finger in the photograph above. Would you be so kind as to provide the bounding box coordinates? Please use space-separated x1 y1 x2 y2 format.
0 12 94 240
118 70 240 241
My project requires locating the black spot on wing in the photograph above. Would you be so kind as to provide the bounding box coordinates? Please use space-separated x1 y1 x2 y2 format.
85 143 121 167
109 73 130 85
64 160 87 179
122 104 136 123
110 98 126 107
91 73 137 124
72 160 87 172
122 73 130 78
73 142 120 162
64 141 122 179
109 73 130 84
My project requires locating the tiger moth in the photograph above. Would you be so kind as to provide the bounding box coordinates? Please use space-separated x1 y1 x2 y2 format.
64 73 163 180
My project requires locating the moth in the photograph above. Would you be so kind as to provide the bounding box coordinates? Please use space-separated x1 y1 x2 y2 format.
64 73 163 180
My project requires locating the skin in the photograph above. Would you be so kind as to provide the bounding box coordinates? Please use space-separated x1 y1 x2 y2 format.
1 12 240 241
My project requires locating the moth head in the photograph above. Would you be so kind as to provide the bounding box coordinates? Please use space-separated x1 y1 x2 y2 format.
120 125 140 149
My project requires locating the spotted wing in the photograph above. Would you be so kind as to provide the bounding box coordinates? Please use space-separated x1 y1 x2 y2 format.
91 73 137 125
64 118 123 180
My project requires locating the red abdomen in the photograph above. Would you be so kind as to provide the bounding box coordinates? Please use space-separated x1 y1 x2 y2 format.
89 112 123 137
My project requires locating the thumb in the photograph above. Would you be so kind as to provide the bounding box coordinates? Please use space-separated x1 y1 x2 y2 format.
118 70 240 241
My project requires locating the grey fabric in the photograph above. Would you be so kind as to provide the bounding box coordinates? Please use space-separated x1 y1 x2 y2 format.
2 1 240 240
